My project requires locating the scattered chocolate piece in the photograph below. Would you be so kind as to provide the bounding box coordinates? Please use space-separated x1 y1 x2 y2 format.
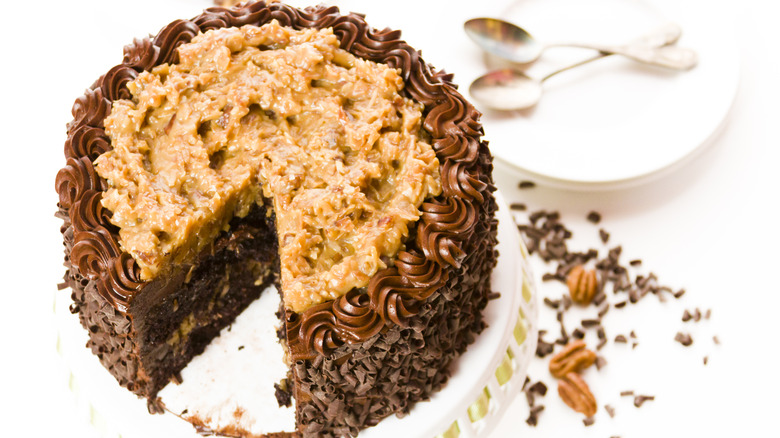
587 211 602 224
519 180 536 189
582 319 601 328
705 309 712 319
543 297 560 309
237 345 245 351
542 273 558 282
181 409 188 415
599 228 610 244
713 336 720 345
632 342 638 349
693 308 702 322
614 301 627 309
682 310 692 322
673 289 686 299
529 381 549 396
634 395 655 407
572 328 585 340
487 291 501 300
583 417 595 426
597 304 609 318
595 356 607 371
526 390 536 407
536 332 556 358
605 404 615 418
675 332 693 347
526 405 545 426
703 356 709 365
614 335 628 344
597 338 607 350
597 327 606 341
620 390 634 397
629 330 637 339
510 202 527 211
629 259 642 266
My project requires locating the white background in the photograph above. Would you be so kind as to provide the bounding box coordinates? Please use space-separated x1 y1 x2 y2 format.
1 0 778 437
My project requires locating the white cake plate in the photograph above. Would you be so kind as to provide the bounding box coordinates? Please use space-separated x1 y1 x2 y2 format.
54 191 538 438
462 0 740 190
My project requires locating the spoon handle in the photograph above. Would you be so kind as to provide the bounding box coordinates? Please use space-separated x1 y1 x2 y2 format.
559 42 698 70
549 23 697 70
631 22 683 47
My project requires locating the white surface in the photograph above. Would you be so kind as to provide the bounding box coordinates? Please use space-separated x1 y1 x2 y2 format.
54 191 532 438
1 0 779 437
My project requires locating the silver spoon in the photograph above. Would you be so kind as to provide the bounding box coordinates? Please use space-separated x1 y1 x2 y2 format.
469 26 697 111
464 18 697 70
469 56 603 111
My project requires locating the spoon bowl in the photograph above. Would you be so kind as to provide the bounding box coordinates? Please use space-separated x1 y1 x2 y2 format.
469 69 543 111
464 18 544 65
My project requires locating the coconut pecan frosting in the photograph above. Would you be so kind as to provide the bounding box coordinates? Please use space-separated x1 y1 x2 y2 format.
55 1 493 359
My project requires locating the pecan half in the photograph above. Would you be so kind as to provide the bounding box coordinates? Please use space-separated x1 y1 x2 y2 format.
549 340 597 378
558 372 597 417
567 265 598 305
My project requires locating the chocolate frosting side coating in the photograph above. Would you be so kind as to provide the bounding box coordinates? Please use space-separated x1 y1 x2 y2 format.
55 0 494 361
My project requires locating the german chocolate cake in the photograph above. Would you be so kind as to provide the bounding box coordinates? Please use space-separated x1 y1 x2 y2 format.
55 2 497 436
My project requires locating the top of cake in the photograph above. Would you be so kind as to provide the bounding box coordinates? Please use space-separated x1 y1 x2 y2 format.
94 22 441 312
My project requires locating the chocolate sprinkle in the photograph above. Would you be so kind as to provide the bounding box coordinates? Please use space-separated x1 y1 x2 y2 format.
510 202 527 211
519 180 536 189
605 404 615 418
620 390 634 397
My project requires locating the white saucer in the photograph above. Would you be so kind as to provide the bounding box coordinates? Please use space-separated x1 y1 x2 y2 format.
466 0 740 188
55 192 539 438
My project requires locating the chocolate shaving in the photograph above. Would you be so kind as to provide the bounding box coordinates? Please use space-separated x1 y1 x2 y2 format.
599 229 610 244
529 381 548 397
526 405 544 426
633 395 655 407
536 331 555 358
674 332 693 347
583 417 595 426
274 382 292 408
518 180 536 189
605 404 615 418
587 211 601 224
582 319 601 328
